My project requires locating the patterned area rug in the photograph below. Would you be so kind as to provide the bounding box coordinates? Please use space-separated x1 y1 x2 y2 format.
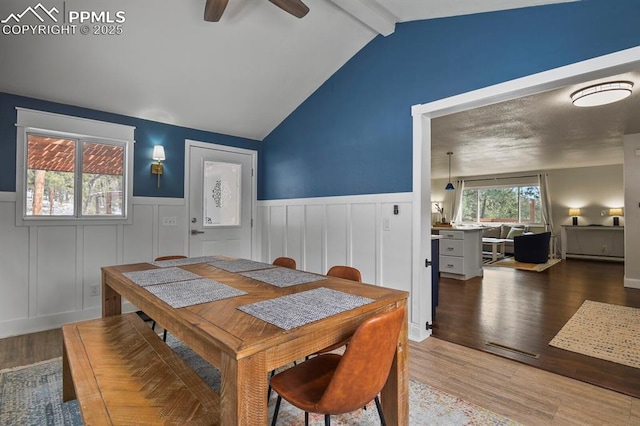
490 257 560 272
550 300 640 369
0 338 520 425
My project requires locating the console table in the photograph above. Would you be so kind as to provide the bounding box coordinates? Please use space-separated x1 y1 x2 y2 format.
561 225 624 262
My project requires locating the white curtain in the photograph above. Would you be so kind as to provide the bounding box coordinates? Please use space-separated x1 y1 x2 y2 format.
538 173 558 257
452 179 465 224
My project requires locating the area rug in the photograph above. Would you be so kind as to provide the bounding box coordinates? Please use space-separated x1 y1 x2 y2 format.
490 257 560 272
549 300 640 369
0 340 520 426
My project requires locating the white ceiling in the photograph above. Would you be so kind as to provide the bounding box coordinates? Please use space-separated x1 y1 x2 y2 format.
0 0 574 141
431 70 640 179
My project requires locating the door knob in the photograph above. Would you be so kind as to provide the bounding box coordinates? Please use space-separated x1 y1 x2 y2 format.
191 230 205 235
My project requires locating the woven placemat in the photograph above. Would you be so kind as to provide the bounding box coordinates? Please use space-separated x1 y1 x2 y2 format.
240 268 325 288
122 267 201 287
208 259 276 273
237 287 373 330
150 256 226 268
145 278 247 308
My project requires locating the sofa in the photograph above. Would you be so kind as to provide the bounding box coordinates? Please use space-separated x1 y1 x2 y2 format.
481 224 547 255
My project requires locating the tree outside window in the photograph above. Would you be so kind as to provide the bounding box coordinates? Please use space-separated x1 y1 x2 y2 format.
462 185 541 224
26 134 125 218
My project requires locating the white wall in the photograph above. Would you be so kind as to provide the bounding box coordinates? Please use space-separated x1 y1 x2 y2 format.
257 193 420 339
623 134 640 289
0 194 187 338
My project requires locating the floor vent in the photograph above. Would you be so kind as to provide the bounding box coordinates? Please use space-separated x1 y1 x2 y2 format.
486 341 540 359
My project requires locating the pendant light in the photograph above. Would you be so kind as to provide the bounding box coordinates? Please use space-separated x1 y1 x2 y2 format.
445 152 455 191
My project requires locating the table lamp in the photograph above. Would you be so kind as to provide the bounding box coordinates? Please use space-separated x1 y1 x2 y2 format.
609 208 623 226
568 208 580 226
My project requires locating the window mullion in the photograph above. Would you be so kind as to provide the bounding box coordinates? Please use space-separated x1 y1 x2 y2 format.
75 138 83 218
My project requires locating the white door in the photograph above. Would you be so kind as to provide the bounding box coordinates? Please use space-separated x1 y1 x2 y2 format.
187 143 255 258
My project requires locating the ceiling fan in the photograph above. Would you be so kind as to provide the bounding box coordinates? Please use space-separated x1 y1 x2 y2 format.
204 0 309 22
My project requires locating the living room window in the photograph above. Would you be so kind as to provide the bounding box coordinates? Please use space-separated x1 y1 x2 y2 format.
16 108 135 225
462 184 542 224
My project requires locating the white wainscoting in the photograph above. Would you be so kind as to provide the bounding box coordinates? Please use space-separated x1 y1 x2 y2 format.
257 192 428 341
0 194 188 338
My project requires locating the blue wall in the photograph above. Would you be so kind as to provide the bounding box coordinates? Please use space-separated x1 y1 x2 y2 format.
260 0 640 200
0 92 260 197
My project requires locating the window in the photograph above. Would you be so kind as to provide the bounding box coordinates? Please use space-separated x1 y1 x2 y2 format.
462 185 541 224
16 108 134 224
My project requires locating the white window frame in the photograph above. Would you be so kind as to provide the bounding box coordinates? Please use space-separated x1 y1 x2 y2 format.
15 108 135 226
461 183 543 225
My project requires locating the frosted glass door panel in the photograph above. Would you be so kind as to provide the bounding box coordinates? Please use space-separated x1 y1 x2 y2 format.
203 161 241 227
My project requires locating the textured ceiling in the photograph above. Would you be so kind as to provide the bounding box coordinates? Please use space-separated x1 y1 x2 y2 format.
0 0 574 140
431 71 640 179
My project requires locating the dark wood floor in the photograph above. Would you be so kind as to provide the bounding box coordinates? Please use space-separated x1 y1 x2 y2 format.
433 258 640 398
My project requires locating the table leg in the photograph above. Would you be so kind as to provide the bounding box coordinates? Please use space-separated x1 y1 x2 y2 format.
102 272 121 317
381 304 409 426
491 242 498 261
220 351 267 425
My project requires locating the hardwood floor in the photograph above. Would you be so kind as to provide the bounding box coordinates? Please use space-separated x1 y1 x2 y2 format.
433 258 640 398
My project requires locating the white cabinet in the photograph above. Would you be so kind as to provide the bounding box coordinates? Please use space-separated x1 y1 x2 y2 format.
436 228 483 280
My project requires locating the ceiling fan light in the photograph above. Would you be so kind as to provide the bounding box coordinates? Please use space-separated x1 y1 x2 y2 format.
571 81 633 107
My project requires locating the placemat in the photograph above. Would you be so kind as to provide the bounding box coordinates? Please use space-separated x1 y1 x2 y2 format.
122 267 201 287
237 287 374 330
150 256 226 267
208 258 276 273
240 268 325 288
145 278 247 308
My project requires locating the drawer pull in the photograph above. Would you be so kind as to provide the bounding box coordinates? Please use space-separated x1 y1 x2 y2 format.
447 247 454 251
447 264 454 268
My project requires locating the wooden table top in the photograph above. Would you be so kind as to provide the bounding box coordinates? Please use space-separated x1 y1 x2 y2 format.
101 260 410 425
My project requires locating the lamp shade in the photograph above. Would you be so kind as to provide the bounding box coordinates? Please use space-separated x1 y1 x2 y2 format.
152 145 166 161
568 208 580 216
445 182 455 191
609 208 623 217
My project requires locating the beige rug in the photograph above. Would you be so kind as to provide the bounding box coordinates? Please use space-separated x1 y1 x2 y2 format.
549 300 640 369
491 257 560 272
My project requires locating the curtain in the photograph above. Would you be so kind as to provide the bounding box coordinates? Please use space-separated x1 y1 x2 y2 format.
452 179 465 224
538 173 558 257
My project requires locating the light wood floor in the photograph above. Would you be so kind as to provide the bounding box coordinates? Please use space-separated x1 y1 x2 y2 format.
2 323 639 424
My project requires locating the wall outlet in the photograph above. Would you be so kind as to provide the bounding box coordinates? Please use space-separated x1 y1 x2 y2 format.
90 284 100 296
383 218 391 231
162 216 177 226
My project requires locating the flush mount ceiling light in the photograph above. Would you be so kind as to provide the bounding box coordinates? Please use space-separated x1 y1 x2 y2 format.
571 81 633 107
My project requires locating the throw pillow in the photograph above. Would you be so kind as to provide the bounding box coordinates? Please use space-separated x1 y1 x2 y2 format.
500 225 512 239
483 227 500 238
506 227 525 239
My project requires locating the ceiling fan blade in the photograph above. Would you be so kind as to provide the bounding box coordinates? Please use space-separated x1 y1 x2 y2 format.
268 0 309 18
204 0 229 22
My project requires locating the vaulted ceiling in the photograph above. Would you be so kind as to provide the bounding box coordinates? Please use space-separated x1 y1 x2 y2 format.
0 0 574 141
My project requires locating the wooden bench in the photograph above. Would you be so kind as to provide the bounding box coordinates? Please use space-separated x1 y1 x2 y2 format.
62 313 220 425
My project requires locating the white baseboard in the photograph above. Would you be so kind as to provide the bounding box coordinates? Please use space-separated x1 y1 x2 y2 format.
624 276 640 289
409 323 431 342
0 302 137 339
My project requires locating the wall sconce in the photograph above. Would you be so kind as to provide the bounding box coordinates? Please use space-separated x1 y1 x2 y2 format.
609 208 623 226
568 208 580 226
151 145 165 188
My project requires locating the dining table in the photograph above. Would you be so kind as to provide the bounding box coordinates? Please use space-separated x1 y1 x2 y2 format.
97 257 410 425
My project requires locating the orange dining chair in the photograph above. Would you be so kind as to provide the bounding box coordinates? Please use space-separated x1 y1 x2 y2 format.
327 265 362 282
273 257 296 269
147 255 188 341
305 266 363 359
270 306 406 426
